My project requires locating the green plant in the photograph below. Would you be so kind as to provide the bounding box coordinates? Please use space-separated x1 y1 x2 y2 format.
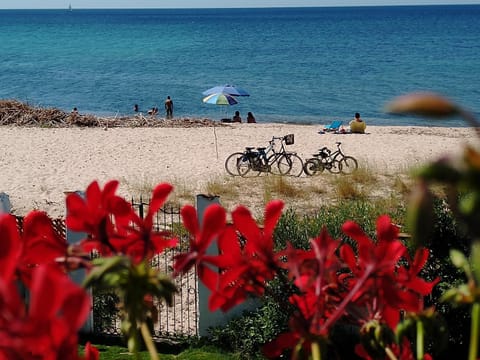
79 344 237 360
206 198 408 359
209 298 289 359
388 92 480 360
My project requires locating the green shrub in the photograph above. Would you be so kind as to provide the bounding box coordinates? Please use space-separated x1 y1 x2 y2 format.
274 198 406 250
208 198 407 359
417 197 473 359
208 296 289 359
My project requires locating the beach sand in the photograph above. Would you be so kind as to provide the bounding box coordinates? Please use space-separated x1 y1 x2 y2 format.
0 123 477 218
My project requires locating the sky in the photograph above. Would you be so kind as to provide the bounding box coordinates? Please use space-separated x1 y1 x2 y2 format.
1 0 480 9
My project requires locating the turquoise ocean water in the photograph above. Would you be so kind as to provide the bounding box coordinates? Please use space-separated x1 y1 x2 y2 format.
0 5 479 126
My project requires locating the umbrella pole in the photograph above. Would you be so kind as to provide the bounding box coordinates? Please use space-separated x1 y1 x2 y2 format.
213 121 219 160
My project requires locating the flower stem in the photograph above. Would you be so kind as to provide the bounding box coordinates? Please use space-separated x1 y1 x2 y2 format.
469 302 480 360
140 321 159 360
322 266 373 330
416 320 424 360
311 340 321 360
385 346 398 360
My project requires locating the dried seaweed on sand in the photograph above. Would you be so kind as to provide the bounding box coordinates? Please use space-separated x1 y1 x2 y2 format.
0 100 224 128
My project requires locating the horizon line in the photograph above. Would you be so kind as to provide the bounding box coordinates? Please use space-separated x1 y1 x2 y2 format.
1 3 480 10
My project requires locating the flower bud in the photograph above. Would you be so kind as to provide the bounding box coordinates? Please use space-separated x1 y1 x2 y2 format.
407 182 434 249
385 92 458 118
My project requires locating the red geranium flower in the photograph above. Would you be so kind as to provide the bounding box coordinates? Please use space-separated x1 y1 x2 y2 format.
340 215 438 328
18 211 70 286
281 228 345 335
0 214 22 282
207 201 284 312
0 264 90 359
112 183 178 262
174 203 226 292
81 342 99 360
66 180 134 255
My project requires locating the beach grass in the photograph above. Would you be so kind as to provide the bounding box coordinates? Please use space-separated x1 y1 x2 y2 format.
119 164 414 222
131 166 413 221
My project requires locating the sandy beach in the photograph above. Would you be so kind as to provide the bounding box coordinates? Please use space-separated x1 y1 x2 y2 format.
0 123 477 218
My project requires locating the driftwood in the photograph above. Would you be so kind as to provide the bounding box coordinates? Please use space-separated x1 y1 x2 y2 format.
0 100 225 128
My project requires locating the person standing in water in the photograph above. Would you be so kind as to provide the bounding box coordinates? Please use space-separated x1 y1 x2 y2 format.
165 96 173 119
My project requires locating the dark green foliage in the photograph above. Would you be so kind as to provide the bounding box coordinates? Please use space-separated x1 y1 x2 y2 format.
208 297 288 359
417 197 473 358
85 198 472 358
276 199 406 250
208 199 407 359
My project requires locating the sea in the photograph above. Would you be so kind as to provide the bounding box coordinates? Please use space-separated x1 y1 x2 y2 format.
0 5 479 126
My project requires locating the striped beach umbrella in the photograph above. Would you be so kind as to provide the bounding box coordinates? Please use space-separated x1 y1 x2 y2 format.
202 84 249 97
202 93 239 106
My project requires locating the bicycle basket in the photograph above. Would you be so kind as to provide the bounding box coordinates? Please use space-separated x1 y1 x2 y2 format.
284 134 294 145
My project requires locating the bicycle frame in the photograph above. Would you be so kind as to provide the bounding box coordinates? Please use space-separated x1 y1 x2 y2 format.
245 135 298 174
303 141 357 176
248 136 284 171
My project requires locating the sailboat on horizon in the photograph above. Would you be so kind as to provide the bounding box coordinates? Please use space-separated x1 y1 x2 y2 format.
68 3 72 11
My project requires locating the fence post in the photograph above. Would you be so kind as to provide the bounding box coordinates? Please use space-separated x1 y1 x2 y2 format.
0 192 11 214
196 194 221 337
196 194 259 337
64 191 94 334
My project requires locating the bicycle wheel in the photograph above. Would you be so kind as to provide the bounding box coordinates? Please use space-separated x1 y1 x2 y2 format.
303 158 324 176
237 155 253 177
339 156 358 175
275 154 293 175
327 160 342 174
225 152 246 176
285 153 304 177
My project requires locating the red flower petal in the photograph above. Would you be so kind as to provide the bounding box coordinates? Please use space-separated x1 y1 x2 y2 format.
148 183 173 217
0 214 22 281
199 204 226 252
342 220 371 248
263 200 284 238
376 215 398 244
231 205 261 241
83 342 100 360
22 210 67 266
181 205 199 236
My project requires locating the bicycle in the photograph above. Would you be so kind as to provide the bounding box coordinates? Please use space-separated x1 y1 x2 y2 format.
224 134 304 177
303 142 358 176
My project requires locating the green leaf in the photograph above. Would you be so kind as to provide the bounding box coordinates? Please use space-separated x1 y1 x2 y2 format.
406 182 434 249
415 159 462 184
83 255 130 288
127 333 140 354
459 192 479 216
450 249 470 272
471 241 480 284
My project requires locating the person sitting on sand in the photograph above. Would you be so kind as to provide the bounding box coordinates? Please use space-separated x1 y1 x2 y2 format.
148 107 158 116
71 107 78 115
232 111 242 123
247 112 256 123
349 112 366 133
